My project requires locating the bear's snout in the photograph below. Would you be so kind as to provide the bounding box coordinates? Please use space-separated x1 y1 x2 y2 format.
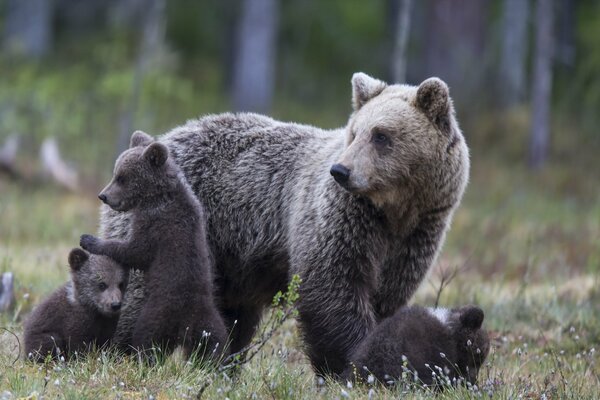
110 302 121 311
330 164 351 185
98 193 108 204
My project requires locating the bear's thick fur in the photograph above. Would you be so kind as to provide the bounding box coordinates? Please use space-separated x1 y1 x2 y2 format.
81 132 228 361
101 73 469 375
23 248 127 361
341 305 490 388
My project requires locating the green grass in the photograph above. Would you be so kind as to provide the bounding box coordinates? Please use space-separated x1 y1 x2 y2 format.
1 155 599 398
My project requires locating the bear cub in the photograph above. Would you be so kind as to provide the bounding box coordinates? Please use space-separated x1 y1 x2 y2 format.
24 248 127 361
343 305 490 388
80 131 228 361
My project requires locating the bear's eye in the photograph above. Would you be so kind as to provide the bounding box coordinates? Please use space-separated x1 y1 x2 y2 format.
98 282 108 291
371 130 389 146
119 282 125 291
115 175 126 185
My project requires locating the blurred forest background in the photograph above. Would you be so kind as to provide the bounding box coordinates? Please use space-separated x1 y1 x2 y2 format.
0 0 599 289
1 1 600 397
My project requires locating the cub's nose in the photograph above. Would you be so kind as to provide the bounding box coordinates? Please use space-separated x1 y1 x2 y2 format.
330 164 351 184
111 302 121 311
98 194 107 203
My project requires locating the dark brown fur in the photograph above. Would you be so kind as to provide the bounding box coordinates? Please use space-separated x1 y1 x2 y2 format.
23 249 127 361
101 73 470 375
80 131 227 361
342 305 490 388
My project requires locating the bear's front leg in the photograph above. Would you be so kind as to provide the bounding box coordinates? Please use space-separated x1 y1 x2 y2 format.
80 234 152 269
79 234 103 254
297 272 376 377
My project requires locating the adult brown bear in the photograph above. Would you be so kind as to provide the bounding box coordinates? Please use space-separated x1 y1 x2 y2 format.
100 73 470 376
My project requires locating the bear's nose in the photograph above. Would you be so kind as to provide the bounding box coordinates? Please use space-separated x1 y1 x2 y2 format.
98 194 108 203
111 302 121 311
330 164 351 184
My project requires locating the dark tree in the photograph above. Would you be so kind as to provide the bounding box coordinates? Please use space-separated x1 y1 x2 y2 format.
231 0 279 113
499 0 530 107
3 0 53 58
529 0 554 170
390 0 413 84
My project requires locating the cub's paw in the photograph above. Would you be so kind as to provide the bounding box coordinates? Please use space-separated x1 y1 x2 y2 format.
80 234 101 253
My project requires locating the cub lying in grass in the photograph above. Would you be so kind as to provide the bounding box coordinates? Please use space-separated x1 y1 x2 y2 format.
342 305 490 389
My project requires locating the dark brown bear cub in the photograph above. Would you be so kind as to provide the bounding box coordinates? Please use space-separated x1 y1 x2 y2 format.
24 248 126 361
80 130 228 361
342 305 490 388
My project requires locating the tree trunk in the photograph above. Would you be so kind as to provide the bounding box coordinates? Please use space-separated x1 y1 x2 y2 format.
231 0 279 113
115 0 166 157
422 0 488 104
529 0 554 170
391 0 413 84
499 0 530 107
3 0 53 58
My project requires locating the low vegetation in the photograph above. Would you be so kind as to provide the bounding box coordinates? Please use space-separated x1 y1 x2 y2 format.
1 154 599 398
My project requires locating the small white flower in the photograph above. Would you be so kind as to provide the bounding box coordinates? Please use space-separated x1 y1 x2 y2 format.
23 293 30 299
476 348 481 354
467 339 472 346
569 326 575 333
340 389 349 398
346 381 352 389
439 352 446 358
53 379 60 386
367 374 375 384
119 382 125 387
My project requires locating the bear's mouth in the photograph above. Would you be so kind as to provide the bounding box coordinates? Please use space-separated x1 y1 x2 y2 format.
108 200 128 212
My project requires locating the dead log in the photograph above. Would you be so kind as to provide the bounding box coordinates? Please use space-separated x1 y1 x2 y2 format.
0 272 15 313
39 137 79 191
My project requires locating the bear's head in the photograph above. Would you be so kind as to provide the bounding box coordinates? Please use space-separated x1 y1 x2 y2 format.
331 73 469 211
98 131 178 212
68 248 127 317
447 305 490 385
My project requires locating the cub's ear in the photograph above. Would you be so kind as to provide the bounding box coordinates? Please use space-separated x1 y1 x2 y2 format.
459 306 484 330
415 78 452 135
68 248 89 271
130 130 154 148
351 72 387 111
143 142 169 167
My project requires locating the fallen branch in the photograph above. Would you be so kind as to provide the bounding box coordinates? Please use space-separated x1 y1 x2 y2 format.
40 137 79 191
0 135 20 178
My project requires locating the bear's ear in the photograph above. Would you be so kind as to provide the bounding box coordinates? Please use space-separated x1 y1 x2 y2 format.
459 306 484 330
415 78 452 135
68 248 89 271
143 142 169 167
351 72 387 111
130 130 154 148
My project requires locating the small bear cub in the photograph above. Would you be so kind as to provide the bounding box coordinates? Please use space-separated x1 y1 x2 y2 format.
80 131 228 361
343 305 490 388
24 248 127 361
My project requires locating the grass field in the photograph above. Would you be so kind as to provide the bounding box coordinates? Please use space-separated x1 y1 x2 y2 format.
1 154 599 399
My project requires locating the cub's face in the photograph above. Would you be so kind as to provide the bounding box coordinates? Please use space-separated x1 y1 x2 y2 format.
98 131 170 212
332 73 458 208
450 305 490 385
68 248 127 317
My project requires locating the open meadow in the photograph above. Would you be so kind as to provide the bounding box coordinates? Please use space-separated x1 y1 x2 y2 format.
1 153 599 399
